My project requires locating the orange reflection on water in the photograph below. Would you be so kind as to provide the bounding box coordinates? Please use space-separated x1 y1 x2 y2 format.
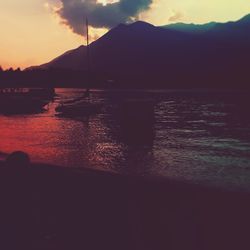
0 107 124 171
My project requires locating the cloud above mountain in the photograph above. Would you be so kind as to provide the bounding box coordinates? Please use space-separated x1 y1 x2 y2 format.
56 0 153 35
168 11 184 22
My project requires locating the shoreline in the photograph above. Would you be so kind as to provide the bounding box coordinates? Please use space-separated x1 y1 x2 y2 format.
1 160 250 249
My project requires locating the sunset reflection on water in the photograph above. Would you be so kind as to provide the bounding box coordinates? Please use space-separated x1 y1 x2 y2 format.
1 88 250 190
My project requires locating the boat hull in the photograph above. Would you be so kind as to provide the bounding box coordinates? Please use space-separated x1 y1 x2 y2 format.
56 102 103 117
0 96 49 115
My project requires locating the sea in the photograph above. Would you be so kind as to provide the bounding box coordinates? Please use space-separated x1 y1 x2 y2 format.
0 88 250 191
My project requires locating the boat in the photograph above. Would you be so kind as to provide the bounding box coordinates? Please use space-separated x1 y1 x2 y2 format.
0 88 55 98
0 88 53 114
56 18 103 118
56 100 103 117
28 88 55 99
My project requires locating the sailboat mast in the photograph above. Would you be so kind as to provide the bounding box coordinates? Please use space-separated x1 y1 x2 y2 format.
86 18 90 69
85 18 90 96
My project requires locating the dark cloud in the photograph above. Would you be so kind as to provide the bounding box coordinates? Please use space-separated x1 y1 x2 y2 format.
56 0 153 34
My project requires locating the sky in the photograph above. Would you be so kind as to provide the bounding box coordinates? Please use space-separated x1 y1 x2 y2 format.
0 0 250 69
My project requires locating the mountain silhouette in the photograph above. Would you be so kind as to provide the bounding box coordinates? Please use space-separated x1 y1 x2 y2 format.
29 14 250 88
162 22 217 33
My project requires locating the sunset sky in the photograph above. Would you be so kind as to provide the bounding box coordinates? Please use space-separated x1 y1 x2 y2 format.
0 0 249 69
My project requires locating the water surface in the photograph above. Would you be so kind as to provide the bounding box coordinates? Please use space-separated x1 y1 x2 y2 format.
1 89 250 190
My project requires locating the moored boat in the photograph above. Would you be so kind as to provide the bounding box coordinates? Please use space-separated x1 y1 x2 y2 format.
27 88 55 99
0 88 53 114
56 99 103 117
55 19 103 118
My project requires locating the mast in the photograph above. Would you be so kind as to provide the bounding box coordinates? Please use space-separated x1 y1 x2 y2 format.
86 18 90 72
85 18 90 97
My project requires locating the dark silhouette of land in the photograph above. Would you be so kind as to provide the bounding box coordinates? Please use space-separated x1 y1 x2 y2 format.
0 14 250 89
1 154 250 250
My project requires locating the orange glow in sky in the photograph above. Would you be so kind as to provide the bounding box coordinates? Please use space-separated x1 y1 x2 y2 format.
0 0 249 70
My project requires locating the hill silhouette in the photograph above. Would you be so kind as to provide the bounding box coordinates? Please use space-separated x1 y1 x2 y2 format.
25 14 250 89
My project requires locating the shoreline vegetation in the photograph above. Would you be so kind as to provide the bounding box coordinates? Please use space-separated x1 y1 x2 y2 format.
0 68 250 90
1 159 250 250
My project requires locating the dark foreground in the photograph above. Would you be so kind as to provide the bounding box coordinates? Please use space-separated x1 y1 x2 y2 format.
0 162 250 250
